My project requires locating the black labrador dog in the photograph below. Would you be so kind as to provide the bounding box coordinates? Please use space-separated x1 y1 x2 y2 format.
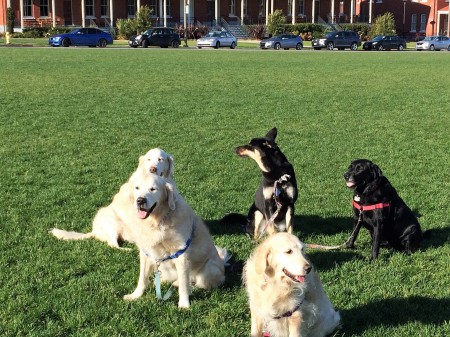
343 159 423 259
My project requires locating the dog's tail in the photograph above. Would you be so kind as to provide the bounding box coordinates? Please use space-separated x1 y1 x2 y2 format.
50 228 95 241
306 243 345 250
216 246 232 267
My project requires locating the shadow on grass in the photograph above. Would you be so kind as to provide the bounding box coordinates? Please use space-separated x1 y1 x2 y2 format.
340 296 450 335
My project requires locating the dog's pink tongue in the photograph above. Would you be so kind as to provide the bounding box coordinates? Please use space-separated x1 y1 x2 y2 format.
138 210 148 219
346 181 355 188
295 275 306 283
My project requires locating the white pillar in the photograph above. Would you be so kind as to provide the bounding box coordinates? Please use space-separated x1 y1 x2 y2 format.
215 0 219 24
19 0 24 31
448 7 450 37
265 0 269 24
137 0 140 12
312 0 315 23
331 0 334 23
52 0 56 27
159 0 163 24
241 0 244 23
110 0 114 27
350 0 354 24
163 0 167 26
292 0 296 24
81 0 85 27
271 0 274 15
369 0 372 23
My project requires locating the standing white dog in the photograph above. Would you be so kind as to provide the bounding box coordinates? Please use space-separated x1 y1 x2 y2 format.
244 233 340 337
50 148 174 249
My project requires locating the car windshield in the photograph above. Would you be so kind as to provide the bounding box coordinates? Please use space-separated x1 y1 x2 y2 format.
372 36 383 41
325 32 336 38
423 37 436 41
206 32 221 37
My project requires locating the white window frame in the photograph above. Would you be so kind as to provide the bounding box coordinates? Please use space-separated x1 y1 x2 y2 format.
229 0 236 16
298 0 305 15
101 0 109 17
410 13 417 32
150 0 158 17
40 0 49 17
23 0 33 18
419 13 426 32
128 0 136 18
85 0 95 18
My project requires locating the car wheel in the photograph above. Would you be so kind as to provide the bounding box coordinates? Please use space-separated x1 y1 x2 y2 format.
326 42 334 50
214 41 220 49
171 40 180 48
61 38 70 47
296 42 303 50
448 45 450 51
350 42 358 51
98 39 107 48
377 44 383 51
142 39 149 48
429 45 435 51
274 43 281 50
230 41 236 49
398 44 404 51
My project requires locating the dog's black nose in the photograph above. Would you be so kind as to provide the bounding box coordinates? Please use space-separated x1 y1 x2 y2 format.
304 264 312 274
136 197 146 206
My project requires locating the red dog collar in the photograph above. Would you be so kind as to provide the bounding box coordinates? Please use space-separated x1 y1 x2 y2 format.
353 199 391 211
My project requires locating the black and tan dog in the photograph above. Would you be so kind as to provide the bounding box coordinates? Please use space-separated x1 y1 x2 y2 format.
343 159 423 259
233 128 298 239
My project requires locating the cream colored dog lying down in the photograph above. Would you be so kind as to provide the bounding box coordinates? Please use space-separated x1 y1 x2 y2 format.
122 173 229 308
50 148 174 249
244 233 340 337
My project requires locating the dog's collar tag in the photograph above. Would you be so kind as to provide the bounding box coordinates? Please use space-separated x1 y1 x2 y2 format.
275 186 282 197
354 195 360 202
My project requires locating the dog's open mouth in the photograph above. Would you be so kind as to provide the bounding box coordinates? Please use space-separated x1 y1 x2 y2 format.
283 268 306 283
345 180 356 188
137 203 157 219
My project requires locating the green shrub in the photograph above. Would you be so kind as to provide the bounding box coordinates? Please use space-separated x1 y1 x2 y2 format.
7 7 14 33
369 12 396 39
116 18 137 39
341 23 371 41
135 5 153 34
247 24 266 40
266 9 286 36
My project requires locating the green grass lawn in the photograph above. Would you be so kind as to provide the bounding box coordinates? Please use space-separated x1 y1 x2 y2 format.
0 47 449 337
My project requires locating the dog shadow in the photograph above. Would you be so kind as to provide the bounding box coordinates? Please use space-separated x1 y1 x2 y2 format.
339 296 450 335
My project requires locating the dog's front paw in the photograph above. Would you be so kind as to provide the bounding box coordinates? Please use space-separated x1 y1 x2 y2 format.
178 299 190 309
123 290 144 301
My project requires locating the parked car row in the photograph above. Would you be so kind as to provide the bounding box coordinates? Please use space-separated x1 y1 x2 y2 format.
48 28 450 52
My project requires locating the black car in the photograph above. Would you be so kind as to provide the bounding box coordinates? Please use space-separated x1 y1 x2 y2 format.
128 27 180 48
363 35 406 51
312 31 361 50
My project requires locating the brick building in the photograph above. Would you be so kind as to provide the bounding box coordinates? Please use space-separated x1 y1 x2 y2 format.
1 0 449 37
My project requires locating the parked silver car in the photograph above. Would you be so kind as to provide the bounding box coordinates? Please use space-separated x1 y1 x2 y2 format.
196 31 237 49
259 34 303 50
415 36 450 51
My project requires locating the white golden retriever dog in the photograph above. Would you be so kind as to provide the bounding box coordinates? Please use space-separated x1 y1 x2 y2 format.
244 233 340 337
50 148 174 249
122 173 229 308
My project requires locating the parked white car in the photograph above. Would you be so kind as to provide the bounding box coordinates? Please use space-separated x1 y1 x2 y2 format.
415 36 450 51
196 31 237 49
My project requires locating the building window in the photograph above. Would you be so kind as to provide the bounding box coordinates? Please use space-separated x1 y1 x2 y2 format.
101 0 109 17
40 0 49 17
410 14 417 32
419 14 426 32
243 0 248 15
298 0 305 15
150 0 157 16
23 0 32 17
85 0 94 17
128 0 136 17
230 0 236 16
287 0 292 15
259 0 265 16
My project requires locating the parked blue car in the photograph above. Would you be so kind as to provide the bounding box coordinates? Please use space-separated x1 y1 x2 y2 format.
49 28 113 48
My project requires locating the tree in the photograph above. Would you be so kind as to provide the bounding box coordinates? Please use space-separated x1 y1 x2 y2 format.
7 7 15 34
369 12 396 38
135 5 153 34
267 10 286 36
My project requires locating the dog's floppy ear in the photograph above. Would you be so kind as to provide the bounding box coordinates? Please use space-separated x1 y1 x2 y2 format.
165 182 177 210
266 127 277 140
370 162 383 180
165 154 174 178
254 242 272 275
